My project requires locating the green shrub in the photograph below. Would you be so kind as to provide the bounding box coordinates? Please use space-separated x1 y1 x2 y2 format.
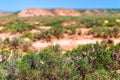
3 22 33 33
10 37 21 49
84 19 102 28
0 50 10 62
65 27 77 35
45 21 62 26
51 25 65 39
0 42 120 80
21 32 35 41
19 39 32 52
103 20 120 27
88 26 120 38
47 44 62 55
34 30 52 41
109 44 120 65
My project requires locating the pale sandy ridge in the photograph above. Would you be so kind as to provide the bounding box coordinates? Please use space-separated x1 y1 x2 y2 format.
32 38 120 51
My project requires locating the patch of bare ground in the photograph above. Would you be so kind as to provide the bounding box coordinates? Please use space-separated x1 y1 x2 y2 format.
0 32 21 40
62 21 79 27
18 8 55 17
38 26 51 30
53 9 81 16
0 26 4 30
0 27 120 52
32 28 120 51
32 37 120 51
80 28 91 35
29 29 40 34
117 69 120 74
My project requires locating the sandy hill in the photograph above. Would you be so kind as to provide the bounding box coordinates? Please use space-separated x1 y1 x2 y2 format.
18 8 55 17
53 9 81 16
18 8 81 17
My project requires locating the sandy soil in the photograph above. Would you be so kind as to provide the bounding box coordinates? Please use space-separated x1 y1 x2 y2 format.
32 28 120 51
0 28 120 51
0 32 21 40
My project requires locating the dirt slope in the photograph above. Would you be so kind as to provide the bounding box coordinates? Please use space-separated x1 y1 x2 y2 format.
18 8 81 17
18 8 55 17
53 9 81 16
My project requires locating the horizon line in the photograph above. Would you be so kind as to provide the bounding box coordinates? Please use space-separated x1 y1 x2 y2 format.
1 8 120 12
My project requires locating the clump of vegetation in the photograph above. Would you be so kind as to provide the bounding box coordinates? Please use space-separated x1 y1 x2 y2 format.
51 25 65 39
34 30 52 41
21 32 35 41
19 39 32 52
88 26 120 38
2 22 33 33
84 20 102 28
65 26 77 35
0 50 10 62
103 20 120 27
0 43 120 80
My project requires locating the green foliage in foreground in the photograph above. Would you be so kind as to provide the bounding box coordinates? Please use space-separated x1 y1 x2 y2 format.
0 43 120 80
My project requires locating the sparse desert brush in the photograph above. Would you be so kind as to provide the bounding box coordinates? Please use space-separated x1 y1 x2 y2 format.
0 50 10 62
88 26 120 38
65 26 77 35
34 29 52 41
84 20 101 28
3 37 11 48
21 32 35 41
103 20 120 27
47 44 62 54
19 38 32 52
10 37 21 49
51 25 65 39
109 43 120 65
2 22 34 33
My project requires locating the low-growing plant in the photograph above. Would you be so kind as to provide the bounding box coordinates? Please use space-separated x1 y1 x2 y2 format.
47 44 62 55
34 30 52 41
88 26 120 38
10 37 21 49
0 43 119 80
103 20 120 27
83 19 103 28
3 22 34 33
51 25 65 39
65 27 77 35
0 50 10 62
21 32 35 41
19 39 32 52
